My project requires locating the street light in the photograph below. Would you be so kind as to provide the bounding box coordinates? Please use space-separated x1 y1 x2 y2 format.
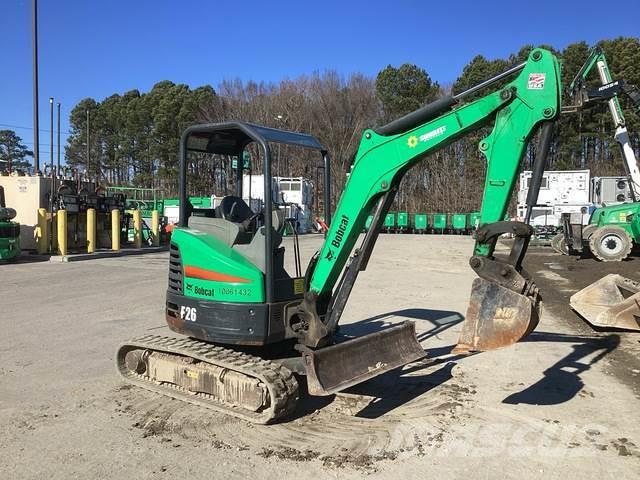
32 0 40 174
274 115 285 177
57 102 61 171
49 97 54 173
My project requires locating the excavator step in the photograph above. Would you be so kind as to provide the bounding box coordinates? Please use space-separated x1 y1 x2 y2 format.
570 274 640 331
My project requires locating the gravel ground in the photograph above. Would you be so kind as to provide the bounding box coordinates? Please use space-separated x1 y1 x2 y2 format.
1 235 638 479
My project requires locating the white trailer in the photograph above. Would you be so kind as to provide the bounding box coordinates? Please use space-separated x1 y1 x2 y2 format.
275 177 314 233
591 176 635 206
517 170 593 230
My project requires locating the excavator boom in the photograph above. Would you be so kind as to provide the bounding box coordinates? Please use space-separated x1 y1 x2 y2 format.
289 49 561 392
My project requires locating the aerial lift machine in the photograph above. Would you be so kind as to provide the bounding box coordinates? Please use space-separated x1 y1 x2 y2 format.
554 46 640 262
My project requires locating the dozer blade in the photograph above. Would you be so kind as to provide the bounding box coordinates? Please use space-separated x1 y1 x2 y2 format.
454 277 540 353
570 274 640 331
300 321 424 396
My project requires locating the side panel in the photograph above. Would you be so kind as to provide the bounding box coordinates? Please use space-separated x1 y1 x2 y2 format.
172 228 265 303
166 290 287 345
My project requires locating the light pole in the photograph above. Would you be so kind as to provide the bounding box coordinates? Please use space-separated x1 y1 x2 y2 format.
57 102 61 171
86 109 90 181
32 0 40 174
274 114 284 177
58 102 60 175
49 97 54 173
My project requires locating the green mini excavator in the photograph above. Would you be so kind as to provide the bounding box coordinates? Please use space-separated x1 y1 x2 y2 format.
117 48 561 423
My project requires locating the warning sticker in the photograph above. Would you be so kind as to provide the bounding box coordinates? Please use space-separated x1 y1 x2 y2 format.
293 278 305 295
528 73 546 90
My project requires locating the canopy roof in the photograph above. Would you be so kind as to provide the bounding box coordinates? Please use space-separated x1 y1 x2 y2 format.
184 121 325 155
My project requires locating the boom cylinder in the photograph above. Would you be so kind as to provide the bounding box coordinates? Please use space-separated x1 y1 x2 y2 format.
525 122 555 224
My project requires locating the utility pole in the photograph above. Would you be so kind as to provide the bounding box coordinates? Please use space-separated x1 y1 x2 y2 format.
49 97 55 254
32 0 40 174
49 97 54 172
86 109 90 181
57 102 61 171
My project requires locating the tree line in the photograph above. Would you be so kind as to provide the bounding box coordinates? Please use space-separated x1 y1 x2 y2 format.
3 37 638 215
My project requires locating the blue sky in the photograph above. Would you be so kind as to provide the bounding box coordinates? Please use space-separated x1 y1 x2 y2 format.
2 0 639 159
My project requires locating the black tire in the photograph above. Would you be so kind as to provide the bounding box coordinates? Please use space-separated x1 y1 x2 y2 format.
582 223 597 240
551 233 569 255
588 226 633 262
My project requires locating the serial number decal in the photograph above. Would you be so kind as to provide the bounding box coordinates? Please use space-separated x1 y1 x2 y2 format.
220 287 253 297
293 278 305 295
180 306 197 322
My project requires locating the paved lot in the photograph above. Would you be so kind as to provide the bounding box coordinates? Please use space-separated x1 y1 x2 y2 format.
1 235 639 479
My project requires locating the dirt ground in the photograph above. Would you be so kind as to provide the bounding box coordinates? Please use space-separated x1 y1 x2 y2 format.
1 235 639 479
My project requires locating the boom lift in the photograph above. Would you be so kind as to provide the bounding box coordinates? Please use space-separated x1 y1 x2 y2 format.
117 49 561 423
554 47 640 331
554 47 640 261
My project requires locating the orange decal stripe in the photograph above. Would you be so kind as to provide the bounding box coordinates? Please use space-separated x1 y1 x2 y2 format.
184 265 251 284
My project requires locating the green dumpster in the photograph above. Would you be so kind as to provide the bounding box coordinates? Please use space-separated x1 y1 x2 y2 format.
451 213 469 234
397 211 409 232
384 212 396 233
413 213 428 233
432 213 447 233
470 211 481 231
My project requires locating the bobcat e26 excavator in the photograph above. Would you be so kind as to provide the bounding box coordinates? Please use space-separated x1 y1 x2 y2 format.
117 49 561 423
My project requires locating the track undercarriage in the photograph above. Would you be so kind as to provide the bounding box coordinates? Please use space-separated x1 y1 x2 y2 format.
116 335 299 424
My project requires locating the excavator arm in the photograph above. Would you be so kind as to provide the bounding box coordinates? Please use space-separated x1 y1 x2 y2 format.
291 49 561 358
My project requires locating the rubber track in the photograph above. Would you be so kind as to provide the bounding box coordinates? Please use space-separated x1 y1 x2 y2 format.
116 335 299 424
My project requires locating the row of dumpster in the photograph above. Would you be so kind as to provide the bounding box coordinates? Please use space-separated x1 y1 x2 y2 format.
365 211 482 235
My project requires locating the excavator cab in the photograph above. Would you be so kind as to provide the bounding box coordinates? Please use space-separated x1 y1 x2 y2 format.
166 122 333 345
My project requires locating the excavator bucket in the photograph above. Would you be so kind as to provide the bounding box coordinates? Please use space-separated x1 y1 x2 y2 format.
300 321 425 396
570 274 640 331
454 278 540 353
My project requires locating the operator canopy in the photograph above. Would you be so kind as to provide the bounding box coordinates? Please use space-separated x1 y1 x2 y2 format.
184 121 325 155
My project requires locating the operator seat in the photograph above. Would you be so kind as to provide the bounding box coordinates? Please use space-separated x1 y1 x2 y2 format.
234 209 286 273
216 196 254 225
188 195 254 247
187 196 287 273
